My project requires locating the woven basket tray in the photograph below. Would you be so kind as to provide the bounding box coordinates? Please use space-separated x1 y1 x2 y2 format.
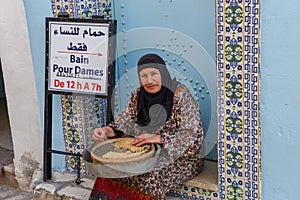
90 138 155 164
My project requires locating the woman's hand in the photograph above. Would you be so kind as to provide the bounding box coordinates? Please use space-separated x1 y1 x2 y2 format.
132 133 162 146
93 126 115 142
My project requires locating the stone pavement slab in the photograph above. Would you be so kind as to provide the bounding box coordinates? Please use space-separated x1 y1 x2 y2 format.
0 186 34 200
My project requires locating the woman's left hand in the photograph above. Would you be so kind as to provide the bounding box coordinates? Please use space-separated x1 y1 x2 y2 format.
132 133 162 146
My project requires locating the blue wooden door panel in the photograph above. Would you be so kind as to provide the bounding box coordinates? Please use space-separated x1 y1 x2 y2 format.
113 0 217 160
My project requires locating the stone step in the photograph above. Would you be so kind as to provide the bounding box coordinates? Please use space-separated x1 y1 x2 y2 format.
0 163 19 188
34 172 95 200
3 163 14 174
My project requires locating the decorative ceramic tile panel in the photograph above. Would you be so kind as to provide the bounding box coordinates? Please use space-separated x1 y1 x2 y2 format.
51 0 112 19
217 0 260 199
169 185 219 200
60 96 106 173
51 0 112 173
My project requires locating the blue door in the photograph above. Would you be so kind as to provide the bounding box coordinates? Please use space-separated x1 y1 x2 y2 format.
113 1 217 161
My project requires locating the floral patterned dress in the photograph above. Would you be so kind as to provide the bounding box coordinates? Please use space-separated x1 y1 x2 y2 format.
89 84 204 200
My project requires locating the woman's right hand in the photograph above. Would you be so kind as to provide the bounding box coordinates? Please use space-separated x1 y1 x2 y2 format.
92 126 115 142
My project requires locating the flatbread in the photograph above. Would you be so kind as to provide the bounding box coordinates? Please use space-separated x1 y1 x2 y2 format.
102 151 144 159
102 140 151 159
114 140 151 153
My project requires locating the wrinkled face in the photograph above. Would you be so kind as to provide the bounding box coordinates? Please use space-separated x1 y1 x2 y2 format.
139 68 162 94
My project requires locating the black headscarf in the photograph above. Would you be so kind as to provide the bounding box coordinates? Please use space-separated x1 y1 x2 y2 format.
136 53 179 133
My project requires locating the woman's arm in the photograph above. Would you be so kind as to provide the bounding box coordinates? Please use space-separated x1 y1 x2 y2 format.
159 85 204 160
108 88 139 137
132 133 162 146
93 126 116 142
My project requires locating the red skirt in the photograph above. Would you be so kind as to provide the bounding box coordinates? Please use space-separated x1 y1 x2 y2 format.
89 177 157 200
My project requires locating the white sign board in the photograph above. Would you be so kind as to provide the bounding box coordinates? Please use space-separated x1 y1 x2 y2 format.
48 20 110 95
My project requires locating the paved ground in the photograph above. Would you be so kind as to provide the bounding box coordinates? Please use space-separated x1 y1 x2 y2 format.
0 185 34 200
0 185 184 200
0 170 184 200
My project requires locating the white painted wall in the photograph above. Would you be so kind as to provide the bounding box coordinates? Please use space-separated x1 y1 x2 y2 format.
261 0 300 199
0 1 43 190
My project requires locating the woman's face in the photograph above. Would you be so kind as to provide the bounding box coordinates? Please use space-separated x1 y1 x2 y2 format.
139 68 162 94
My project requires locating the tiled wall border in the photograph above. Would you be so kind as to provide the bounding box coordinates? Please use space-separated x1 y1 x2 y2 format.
216 0 260 199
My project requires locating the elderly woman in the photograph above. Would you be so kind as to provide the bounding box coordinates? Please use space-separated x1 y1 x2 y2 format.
89 53 204 200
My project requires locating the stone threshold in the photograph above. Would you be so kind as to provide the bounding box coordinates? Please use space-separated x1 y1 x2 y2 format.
185 160 218 191
34 172 95 200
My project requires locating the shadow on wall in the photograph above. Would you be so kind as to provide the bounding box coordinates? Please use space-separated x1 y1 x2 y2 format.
0 59 13 176
0 60 6 99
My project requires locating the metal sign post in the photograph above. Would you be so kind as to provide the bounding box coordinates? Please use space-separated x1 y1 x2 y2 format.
44 17 116 181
